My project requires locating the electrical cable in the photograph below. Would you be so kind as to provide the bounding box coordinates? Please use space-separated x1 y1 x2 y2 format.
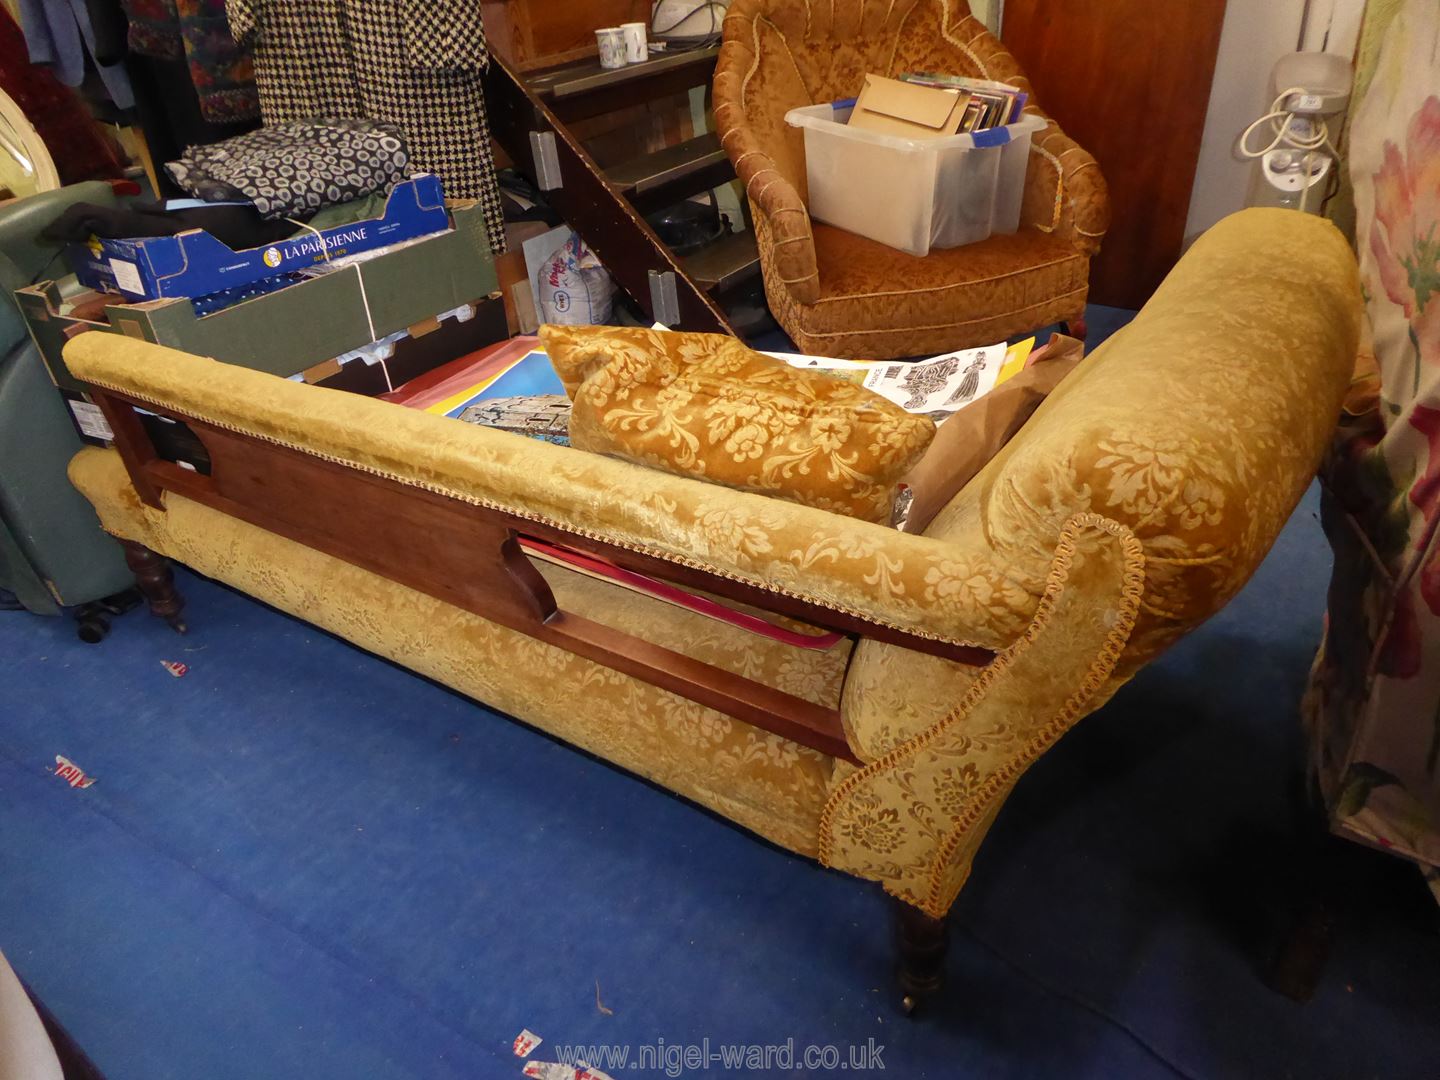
1237 86 1340 215
649 0 728 38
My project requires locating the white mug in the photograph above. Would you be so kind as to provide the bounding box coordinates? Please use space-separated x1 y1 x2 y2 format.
620 22 648 64
595 27 626 69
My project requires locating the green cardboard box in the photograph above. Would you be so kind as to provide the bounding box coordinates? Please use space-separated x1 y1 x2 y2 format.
19 201 497 394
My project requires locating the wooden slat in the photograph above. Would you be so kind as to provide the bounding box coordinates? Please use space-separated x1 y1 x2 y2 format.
143 446 858 762
605 132 735 213
529 46 722 124
541 612 854 759
682 230 762 294
92 392 163 508
116 393 994 665
484 52 735 334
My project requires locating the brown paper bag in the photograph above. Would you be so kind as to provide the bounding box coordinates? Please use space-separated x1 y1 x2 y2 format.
902 334 1085 533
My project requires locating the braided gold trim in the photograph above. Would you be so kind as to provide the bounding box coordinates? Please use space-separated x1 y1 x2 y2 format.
810 254 1080 304
798 286 1089 337
80 375 993 651
1028 140 1064 234
739 14 765 105
817 512 1145 916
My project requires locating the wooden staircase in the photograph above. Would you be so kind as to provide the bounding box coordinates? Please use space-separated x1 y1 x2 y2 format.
485 46 761 335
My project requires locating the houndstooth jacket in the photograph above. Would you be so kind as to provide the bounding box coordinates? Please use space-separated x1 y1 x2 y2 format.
227 0 506 255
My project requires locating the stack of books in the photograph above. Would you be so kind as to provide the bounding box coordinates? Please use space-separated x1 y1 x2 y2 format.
899 73 1027 133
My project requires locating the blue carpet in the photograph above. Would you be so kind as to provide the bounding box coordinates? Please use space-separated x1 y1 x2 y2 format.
4 313 1439 1077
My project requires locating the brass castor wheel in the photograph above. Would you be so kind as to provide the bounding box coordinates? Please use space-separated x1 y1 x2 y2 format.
168 618 188 635
901 994 919 1017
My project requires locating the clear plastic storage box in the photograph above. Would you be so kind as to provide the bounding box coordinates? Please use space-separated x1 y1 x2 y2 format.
785 103 1045 257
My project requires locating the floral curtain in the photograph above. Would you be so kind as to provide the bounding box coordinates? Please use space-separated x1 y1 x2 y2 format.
1306 0 1440 902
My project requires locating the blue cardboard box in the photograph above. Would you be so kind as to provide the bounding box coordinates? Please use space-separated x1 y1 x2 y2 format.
67 174 450 301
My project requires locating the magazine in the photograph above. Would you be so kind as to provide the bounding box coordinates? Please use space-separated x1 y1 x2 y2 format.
384 335 571 444
772 338 1033 424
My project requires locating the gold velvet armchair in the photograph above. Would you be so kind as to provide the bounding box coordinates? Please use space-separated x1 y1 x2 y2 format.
714 0 1110 359
65 209 1355 1010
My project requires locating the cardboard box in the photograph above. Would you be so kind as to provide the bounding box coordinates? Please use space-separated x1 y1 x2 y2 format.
67 174 450 301
848 74 967 140
57 295 510 451
20 201 497 394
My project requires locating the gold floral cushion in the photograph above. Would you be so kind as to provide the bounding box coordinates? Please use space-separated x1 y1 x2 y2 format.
539 324 935 523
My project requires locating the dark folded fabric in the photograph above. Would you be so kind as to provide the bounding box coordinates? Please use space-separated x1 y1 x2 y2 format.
190 271 306 316
42 199 298 249
84 0 129 66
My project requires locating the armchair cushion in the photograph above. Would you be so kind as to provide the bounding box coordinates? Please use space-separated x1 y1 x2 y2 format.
768 222 1088 359
541 323 935 523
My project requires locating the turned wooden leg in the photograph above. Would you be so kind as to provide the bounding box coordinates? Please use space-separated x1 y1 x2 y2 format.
894 899 948 1015
1266 823 1359 1002
1264 766 1365 1002
1268 884 1339 1001
121 540 186 633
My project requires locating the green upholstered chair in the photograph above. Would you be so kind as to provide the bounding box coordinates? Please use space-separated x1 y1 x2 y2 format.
0 182 130 623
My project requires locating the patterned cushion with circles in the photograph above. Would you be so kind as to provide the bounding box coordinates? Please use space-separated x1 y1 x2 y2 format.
166 119 411 219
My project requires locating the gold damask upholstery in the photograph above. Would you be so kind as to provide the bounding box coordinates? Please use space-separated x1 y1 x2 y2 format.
829 209 1362 912
64 209 1360 921
68 448 842 855
541 323 934 522
714 0 1109 359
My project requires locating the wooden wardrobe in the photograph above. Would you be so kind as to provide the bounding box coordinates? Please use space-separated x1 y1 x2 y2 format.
1003 0 1229 309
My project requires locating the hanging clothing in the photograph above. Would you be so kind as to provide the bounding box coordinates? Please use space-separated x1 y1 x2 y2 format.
226 0 506 255
81 0 127 65
121 0 258 123
125 50 260 185
18 0 134 108
0 6 128 183
165 118 409 219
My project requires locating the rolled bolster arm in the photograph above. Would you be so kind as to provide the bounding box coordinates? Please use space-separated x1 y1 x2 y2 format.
819 513 1145 917
1023 120 1111 256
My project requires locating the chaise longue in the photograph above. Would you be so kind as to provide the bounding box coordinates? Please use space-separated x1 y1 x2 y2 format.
62 209 1360 1009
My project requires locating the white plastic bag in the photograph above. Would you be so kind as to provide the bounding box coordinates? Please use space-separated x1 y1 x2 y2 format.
537 234 613 325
